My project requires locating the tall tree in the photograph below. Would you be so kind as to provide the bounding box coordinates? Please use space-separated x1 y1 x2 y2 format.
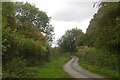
15 2 54 42
58 28 84 52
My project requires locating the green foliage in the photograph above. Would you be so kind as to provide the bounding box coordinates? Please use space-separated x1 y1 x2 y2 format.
20 38 50 66
15 2 54 42
79 62 118 78
2 2 15 17
25 57 70 78
58 28 84 52
2 29 22 64
2 2 53 77
77 47 98 64
77 3 119 78
76 46 118 78
3 57 27 78
2 2 16 30
16 22 46 41
86 2 120 51
51 47 71 60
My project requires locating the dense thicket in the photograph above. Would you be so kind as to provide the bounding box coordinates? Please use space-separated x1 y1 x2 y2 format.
2 2 53 78
78 2 119 78
86 2 120 52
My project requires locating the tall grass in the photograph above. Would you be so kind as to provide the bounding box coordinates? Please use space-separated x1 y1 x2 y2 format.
25 57 70 78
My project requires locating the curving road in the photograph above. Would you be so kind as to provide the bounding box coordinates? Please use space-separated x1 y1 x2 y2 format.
63 56 106 79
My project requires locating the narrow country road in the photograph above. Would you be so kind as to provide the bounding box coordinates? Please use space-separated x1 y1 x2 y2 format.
63 56 106 79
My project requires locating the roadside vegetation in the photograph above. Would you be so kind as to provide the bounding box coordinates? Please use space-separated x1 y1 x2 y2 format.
2 2 48 77
76 47 118 78
58 2 119 79
25 56 70 78
2 2 70 78
2 1 119 79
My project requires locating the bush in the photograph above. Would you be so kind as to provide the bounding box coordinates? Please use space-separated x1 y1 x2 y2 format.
77 46 118 72
2 28 23 64
19 38 50 66
3 57 27 78
77 47 98 65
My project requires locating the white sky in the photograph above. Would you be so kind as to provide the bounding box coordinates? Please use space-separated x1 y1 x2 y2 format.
13 0 99 47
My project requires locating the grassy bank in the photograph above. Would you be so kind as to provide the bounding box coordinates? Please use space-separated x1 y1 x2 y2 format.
76 46 119 79
25 56 70 78
78 62 118 79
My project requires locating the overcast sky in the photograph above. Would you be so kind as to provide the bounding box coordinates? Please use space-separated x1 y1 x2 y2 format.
13 0 99 47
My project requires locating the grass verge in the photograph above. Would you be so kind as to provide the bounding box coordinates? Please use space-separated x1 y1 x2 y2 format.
25 57 70 78
78 62 119 79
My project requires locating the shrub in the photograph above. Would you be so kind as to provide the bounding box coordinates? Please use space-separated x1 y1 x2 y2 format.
77 46 118 71
2 28 23 65
77 47 98 65
2 57 27 78
19 38 50 66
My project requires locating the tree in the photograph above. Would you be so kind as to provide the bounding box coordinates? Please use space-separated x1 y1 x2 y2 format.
2 2 53 77
58 28 84 52
15 2 54 42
